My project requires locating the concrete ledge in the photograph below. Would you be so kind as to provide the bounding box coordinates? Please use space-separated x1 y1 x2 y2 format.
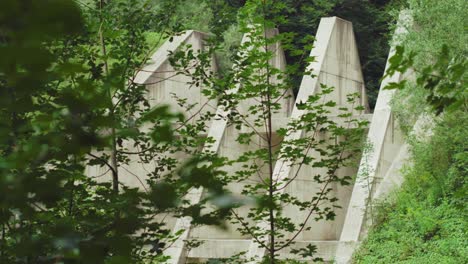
188 239 357 262
187 239 250 259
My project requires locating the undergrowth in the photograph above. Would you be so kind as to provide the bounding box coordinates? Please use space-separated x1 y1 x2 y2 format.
354 0 467 263
354 111 467 263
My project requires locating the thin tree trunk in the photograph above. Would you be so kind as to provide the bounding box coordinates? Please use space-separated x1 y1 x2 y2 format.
261 11 275 263
99 0 119 194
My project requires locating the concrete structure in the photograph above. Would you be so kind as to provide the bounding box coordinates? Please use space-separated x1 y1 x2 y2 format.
166 17 371 263
85 14 419 264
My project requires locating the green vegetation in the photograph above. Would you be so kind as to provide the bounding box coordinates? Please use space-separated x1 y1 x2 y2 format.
354 112 467 263
0 0 466 263
0 1 234 263
354 0 467 262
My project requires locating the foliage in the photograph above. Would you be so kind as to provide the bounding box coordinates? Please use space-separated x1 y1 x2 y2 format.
402 0 467 68
355 0 467 262
0 0 234 263
354 111 468 264
385 0 467 115
5 0 463 263
385 44 467 115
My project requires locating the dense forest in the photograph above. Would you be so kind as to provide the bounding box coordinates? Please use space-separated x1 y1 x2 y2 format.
0 0 466 263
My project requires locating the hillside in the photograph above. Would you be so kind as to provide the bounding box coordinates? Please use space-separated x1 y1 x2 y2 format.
354 0 467 263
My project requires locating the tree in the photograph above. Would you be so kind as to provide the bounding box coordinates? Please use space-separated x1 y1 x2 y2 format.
170 1 369 262
0 0 233 263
